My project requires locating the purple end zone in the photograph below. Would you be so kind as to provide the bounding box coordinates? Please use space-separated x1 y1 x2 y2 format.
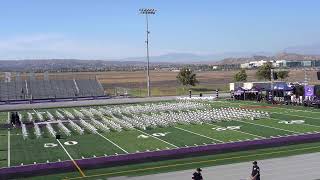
1 133 320 179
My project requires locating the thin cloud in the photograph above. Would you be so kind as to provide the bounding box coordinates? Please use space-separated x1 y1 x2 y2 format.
0 34 144 59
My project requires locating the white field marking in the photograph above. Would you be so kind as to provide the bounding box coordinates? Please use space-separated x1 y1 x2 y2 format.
273 106 320 114
56 139 86 177
7 112 10 124
96 132 129 154
57 139 76 161
206 123 265 139
135 129 179 148
174 126 224 143
7 130 10 167
271 111 320 120
269 117 320 129
236 120 299 134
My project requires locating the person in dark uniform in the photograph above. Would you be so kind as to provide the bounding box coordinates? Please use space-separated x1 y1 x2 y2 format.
251 161 260 180
192 168 203 180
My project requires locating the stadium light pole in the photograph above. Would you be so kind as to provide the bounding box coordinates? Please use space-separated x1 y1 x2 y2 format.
139 8 156 97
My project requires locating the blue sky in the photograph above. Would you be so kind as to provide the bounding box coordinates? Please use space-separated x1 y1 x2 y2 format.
0 0 319 59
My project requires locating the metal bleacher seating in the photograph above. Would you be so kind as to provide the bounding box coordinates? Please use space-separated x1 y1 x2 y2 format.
75 79 105 97
0 81 26 101
0 79 105 101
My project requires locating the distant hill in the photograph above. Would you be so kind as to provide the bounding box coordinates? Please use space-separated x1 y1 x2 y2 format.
212 52 320 65
284 43 320 55
275 52 320 61
121 52 273 63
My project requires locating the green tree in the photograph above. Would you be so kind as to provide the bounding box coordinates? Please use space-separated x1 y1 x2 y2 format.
277 70 289 80
256 62 273 81
176 68 199 88
233 69 247 82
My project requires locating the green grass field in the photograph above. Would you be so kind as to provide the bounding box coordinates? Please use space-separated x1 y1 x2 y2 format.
2 100 320 179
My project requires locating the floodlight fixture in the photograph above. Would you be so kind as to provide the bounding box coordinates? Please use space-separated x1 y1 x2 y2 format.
139 8 157 97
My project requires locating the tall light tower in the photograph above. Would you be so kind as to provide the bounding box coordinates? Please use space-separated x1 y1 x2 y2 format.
139 8 156 97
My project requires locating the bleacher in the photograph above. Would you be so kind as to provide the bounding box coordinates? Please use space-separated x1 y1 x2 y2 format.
76 79 105 97
0 79 105 101
0 81 26 101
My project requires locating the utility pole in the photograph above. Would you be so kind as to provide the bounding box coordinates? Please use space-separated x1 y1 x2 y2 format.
270 68 274 103
139 8 156 97
304 68 308 86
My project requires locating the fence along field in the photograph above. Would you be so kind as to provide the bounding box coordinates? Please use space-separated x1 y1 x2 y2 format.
2 100 320 174
0 69 318 96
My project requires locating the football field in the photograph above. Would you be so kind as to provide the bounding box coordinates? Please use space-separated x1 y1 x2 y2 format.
2 100 320 179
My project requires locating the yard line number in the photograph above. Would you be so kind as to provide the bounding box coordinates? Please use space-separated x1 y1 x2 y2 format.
212 126 241 131
278 120 305 125
44 141 78 148
137 132 170 139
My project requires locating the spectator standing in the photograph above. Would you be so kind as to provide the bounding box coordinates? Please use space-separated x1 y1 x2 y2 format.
251 161 260 180
192 168 203 180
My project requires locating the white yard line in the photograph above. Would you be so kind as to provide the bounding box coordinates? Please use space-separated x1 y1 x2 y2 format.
56 139 86 177
236 120 299 134
96 132 129 154
269 117 320 129
271 111 320 120
56 139 74 161
135 129 179 148
275 106 320 114
206 123 266 139
7 130 10 167
174 126 224 143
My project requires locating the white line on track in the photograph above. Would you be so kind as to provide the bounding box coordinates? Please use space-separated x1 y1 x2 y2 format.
7 130 10 167
174 126 224 143
206 123 266 139
135 129 179 148
96 132 129 154
236 120 299 134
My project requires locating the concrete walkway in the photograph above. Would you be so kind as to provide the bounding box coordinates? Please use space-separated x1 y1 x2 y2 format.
113 152 320 180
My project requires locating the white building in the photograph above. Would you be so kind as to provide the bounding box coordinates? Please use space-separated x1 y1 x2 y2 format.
272 60 287 67
240 60 268 69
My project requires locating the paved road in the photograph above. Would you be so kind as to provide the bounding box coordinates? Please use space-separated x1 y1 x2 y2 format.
111 152 320 180
0 93 229 111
